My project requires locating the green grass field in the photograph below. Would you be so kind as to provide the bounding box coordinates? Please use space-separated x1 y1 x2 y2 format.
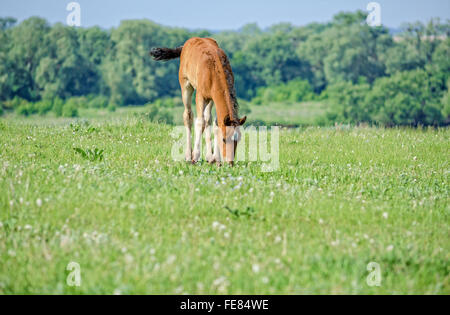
245 101 325 126
0 115 448 294
74 100 325 126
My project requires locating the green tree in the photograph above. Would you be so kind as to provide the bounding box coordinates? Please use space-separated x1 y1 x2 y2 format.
323 24 391 84
0 17 16 30
427 38 450 92
103 20 193 105
383 19 450 75
252 79 316 104
298 11 392 91
324 80 372 123
7 17 50 100
440 79 450 123
77 26 111 96
381 41 424 75
0 23 13 100
368 69 444 126
232 30 310 99
35 23 94 99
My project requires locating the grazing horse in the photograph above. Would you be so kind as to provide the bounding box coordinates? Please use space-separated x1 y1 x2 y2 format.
150 37 246 165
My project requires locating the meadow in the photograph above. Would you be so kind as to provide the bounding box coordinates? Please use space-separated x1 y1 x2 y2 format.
71 100 326 127
0 113 448 294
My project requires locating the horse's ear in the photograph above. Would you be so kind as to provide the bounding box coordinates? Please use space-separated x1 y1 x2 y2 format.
224 115 246 126
224 115 232 126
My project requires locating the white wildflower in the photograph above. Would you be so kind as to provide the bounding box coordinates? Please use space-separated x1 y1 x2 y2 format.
331 240 340 246
212 221 226 231
166 255 176 265
125 254 134 264
212 276 227 287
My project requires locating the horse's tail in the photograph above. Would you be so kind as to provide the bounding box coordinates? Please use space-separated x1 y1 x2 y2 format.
149 46 183 61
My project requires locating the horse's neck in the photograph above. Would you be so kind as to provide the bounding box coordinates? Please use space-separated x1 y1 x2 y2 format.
212 70 238 122
213 83 237 123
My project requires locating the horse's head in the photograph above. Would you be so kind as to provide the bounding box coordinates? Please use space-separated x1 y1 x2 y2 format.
221 115 247 166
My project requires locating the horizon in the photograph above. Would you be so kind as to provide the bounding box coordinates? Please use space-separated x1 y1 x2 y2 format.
0 0 449 31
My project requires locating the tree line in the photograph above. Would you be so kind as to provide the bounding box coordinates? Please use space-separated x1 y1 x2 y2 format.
0 11 448 125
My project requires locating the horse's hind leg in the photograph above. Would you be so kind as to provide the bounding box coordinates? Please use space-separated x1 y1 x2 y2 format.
181 82 194 162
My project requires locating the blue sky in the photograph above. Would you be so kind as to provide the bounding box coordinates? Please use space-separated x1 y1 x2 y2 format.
1 0 449 30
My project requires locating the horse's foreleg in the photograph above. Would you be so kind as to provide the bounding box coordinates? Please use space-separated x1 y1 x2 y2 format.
204 101 214 163
213 118 222 165
192 94 206 163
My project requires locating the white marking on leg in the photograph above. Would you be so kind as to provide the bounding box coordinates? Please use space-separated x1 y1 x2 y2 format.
192 117 204 162
182 85 193 162
213 121 221 162
204 101 213 163
184 112 192 161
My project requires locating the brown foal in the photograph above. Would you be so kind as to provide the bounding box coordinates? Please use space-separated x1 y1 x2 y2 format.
150 37 246 165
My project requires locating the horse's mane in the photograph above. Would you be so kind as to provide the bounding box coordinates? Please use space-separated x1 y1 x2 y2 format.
217 52 239 121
